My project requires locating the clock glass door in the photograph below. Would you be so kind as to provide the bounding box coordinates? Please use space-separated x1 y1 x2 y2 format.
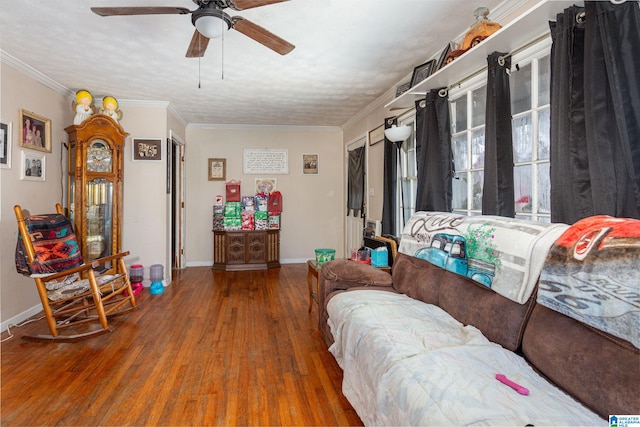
85 178 113 268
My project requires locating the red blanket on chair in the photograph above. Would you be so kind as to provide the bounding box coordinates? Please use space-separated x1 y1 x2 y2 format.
15 214 84 276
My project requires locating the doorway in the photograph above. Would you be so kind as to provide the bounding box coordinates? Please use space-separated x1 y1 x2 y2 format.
169 131 186 270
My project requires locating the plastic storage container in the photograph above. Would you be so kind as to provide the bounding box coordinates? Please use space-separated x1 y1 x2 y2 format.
129 264 144 284
315 248 336 266
149 264 164 295
371 247 389 267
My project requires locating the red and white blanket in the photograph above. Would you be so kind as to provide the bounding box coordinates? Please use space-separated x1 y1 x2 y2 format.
538 215 640 349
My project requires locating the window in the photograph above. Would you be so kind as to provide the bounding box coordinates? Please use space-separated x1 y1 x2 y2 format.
447 38 551 220
392 39 552 229
510 41 551 222
395 114 417 236
450 77 488 216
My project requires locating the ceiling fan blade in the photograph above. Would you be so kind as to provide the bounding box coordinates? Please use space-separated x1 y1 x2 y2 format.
91 7 191 17
227 0 289 11
186 29 210 58
232 16 295 55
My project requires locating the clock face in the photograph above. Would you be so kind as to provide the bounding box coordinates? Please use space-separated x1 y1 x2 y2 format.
86 140 112 173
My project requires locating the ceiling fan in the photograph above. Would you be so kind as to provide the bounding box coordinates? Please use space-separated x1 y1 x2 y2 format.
91 0 295 57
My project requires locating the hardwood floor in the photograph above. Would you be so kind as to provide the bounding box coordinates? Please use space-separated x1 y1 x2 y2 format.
1 265 363 426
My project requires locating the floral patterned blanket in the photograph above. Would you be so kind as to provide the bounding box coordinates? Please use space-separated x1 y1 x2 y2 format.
398 212 568 304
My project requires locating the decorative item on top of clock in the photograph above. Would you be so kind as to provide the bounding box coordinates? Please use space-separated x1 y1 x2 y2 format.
445 7 502 64
100 96 122 123
72 89 95 125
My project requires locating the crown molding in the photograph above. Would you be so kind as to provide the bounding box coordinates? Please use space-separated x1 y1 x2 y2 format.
187 122 341 132
1 50 74 97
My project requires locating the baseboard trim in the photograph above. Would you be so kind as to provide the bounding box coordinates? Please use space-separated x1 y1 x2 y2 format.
186 258 309 268
1 304 43 335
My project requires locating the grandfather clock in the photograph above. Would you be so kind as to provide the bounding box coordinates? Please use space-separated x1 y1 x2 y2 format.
65 114 128 273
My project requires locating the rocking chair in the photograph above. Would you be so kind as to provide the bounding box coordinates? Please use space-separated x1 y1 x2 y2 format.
14 204 137 342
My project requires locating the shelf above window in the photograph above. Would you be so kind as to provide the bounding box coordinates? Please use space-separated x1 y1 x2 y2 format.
385 0 577 110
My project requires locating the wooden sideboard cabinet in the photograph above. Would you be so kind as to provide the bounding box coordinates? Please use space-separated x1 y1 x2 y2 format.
213 230 280 271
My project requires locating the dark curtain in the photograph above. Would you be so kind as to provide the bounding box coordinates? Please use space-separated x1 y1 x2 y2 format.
415 89 453 212
550 2 640 223
347 145 365 217
482 51 515 217
382 117 398 234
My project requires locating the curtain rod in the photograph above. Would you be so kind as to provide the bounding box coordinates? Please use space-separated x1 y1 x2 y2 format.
438 31 551 97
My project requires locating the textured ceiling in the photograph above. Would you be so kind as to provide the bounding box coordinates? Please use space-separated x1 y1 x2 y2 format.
1 0 506 127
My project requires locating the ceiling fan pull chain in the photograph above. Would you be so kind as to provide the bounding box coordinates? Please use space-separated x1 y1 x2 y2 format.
221 30 225 80
198 57 202 88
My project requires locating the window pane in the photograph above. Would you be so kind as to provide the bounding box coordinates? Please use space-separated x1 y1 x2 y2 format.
512 113 532 163
538 162 551 214
452 134 468 171
471 129 485 169
471 171 483 210
514 164 532 213
406 148 416 176
538 107 550 160
538 55 550 106
452 172 468 210
451 96 467 133
471 87 486 128
511 62 532 115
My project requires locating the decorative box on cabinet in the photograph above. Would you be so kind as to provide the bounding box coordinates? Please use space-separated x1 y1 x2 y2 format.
65 114 128 274
213 230 280 271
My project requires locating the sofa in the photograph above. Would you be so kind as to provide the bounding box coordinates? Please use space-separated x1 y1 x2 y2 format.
319 212 639 426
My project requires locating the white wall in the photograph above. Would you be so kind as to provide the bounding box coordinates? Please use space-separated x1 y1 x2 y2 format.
118 103 172 286
0 61 73 323
185 125 344 265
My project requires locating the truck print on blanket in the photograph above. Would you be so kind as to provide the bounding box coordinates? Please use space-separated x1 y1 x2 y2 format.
399 212 568 304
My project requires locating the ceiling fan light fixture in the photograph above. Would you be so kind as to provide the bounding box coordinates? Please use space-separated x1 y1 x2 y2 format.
193 9 231 39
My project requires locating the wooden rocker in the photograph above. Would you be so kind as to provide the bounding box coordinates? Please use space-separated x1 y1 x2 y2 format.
14 204 137 342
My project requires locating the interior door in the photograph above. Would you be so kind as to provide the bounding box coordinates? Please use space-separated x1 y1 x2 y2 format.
170 131 186 270
345 136 367 257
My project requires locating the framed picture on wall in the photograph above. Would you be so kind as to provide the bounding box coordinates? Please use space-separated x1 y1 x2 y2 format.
19 110 51 153
208 158 226 181
1 121 11 169
368 124 385 146
303 154 318 175
132 138 162 161
20 150 46 181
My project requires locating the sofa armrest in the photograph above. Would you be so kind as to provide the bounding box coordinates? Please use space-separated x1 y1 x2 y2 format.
317 260 394 344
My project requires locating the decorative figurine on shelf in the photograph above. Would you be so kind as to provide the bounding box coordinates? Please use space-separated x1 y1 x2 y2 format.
100 95 123 123
445 7 502 64
72 89 95 125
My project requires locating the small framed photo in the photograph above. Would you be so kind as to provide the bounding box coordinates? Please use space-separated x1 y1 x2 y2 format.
368 124 385 146
255 178 277 193
303 154 318 175
19 110 51 153
133 138 162 161
436 42 452 71
20 150 46 181
395 82 411 98
208 158 226 181
1 121 11 169
410 59 436 87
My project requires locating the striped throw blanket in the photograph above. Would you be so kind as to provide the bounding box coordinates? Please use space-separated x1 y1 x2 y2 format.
15 214 84 277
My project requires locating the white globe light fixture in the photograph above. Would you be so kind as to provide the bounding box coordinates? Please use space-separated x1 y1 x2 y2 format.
193 8 231 39
384 124 412 144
